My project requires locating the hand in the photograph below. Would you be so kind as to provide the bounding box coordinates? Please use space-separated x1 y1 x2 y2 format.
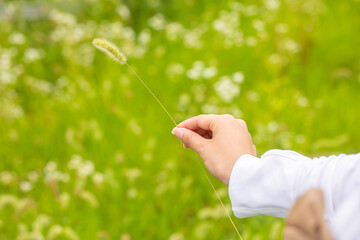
171 114 256 185
284 189 333 240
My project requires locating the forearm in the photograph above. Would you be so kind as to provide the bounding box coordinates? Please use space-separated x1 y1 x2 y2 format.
228 150 360 219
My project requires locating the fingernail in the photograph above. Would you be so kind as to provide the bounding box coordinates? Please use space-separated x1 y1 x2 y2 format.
171 127 183 141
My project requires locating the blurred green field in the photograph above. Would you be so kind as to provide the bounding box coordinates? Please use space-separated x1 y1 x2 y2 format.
0 0 359 239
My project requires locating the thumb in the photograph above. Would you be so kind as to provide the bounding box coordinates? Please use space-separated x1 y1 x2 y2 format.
172 127 207 153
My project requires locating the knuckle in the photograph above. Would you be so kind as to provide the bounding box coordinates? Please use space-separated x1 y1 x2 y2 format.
238 119 247 127
222 114 235 119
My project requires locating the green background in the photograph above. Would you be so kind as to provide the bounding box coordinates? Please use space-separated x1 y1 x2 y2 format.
0 0 359 239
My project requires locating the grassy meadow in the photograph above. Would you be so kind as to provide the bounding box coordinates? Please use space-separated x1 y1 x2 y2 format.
0 0 359 239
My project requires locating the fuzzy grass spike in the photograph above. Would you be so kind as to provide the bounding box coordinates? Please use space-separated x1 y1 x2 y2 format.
92 38 127 64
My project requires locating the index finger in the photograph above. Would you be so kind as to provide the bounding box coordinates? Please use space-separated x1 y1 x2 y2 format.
177 114 219 131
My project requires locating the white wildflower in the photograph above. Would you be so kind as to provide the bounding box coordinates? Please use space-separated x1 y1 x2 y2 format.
264 0 280 10
148 14 166 30
44 161 57 174
128 119 142 135
20 181 33 192
78 160 95 178
165 22 184 41
127 188 138 199
168 232 184 240
203 66 218 79
124 168 142 182
214 76 240 103
92 173 105 185
117 4 131 20
8 32 26 45
33 214 51 232
201 104 219 114
0 171 17 184
68 155 83 170
233 72 245 83
47 224 63 239
166 63 185 78
23 48 45 63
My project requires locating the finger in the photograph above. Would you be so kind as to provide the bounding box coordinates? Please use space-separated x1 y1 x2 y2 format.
195 129 212 139
172 127 208 153
177 114 219 131
236 119 248 131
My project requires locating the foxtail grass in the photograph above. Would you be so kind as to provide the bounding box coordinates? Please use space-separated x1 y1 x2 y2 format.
92 38 243 240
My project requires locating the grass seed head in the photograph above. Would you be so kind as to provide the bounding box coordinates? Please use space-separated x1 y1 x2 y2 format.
92 38 127 64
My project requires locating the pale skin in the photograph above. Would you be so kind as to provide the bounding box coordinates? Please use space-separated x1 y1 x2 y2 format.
172 114 332 240
172 114 256 185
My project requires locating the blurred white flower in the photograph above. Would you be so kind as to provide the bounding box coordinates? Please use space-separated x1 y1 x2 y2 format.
165 22 184 41
79 190 98 207
124 168 142 182
166 63 185 78
49 9 77 27
33 214 51 232
20 181 33 192
201 104 219 114
203 66 218 79
0 194 18 209
242 5 258 16
128 119 142 135
283 38 300 54
267 121 279 133
148 14 166 30
120 233 131 240
183 28 204 49
63 227 79 240
78 160 95 178
25 77 53 95
27 170 40 183
253 19 265 32
23 48 45 63
214 76 241 103
264 0 281 10
44 161 57 174
138 29 151 46
194 222 210 239
168 232 184 240
275 23 289 34
297 96 308 107
68 155 83 170
117 4 131 21
177 93 191 111
247 90 260 102
8 32 26 45
187 61 217 80
127 188 138 199
0 171 17 185
233 72 245 83
47 224 63 239
92 172 105 185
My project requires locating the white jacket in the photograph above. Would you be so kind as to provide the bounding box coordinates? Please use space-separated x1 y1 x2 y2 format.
228 150 360 240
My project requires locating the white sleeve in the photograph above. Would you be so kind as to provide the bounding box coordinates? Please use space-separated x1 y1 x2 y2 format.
228 149 360 221
330 190 360 240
